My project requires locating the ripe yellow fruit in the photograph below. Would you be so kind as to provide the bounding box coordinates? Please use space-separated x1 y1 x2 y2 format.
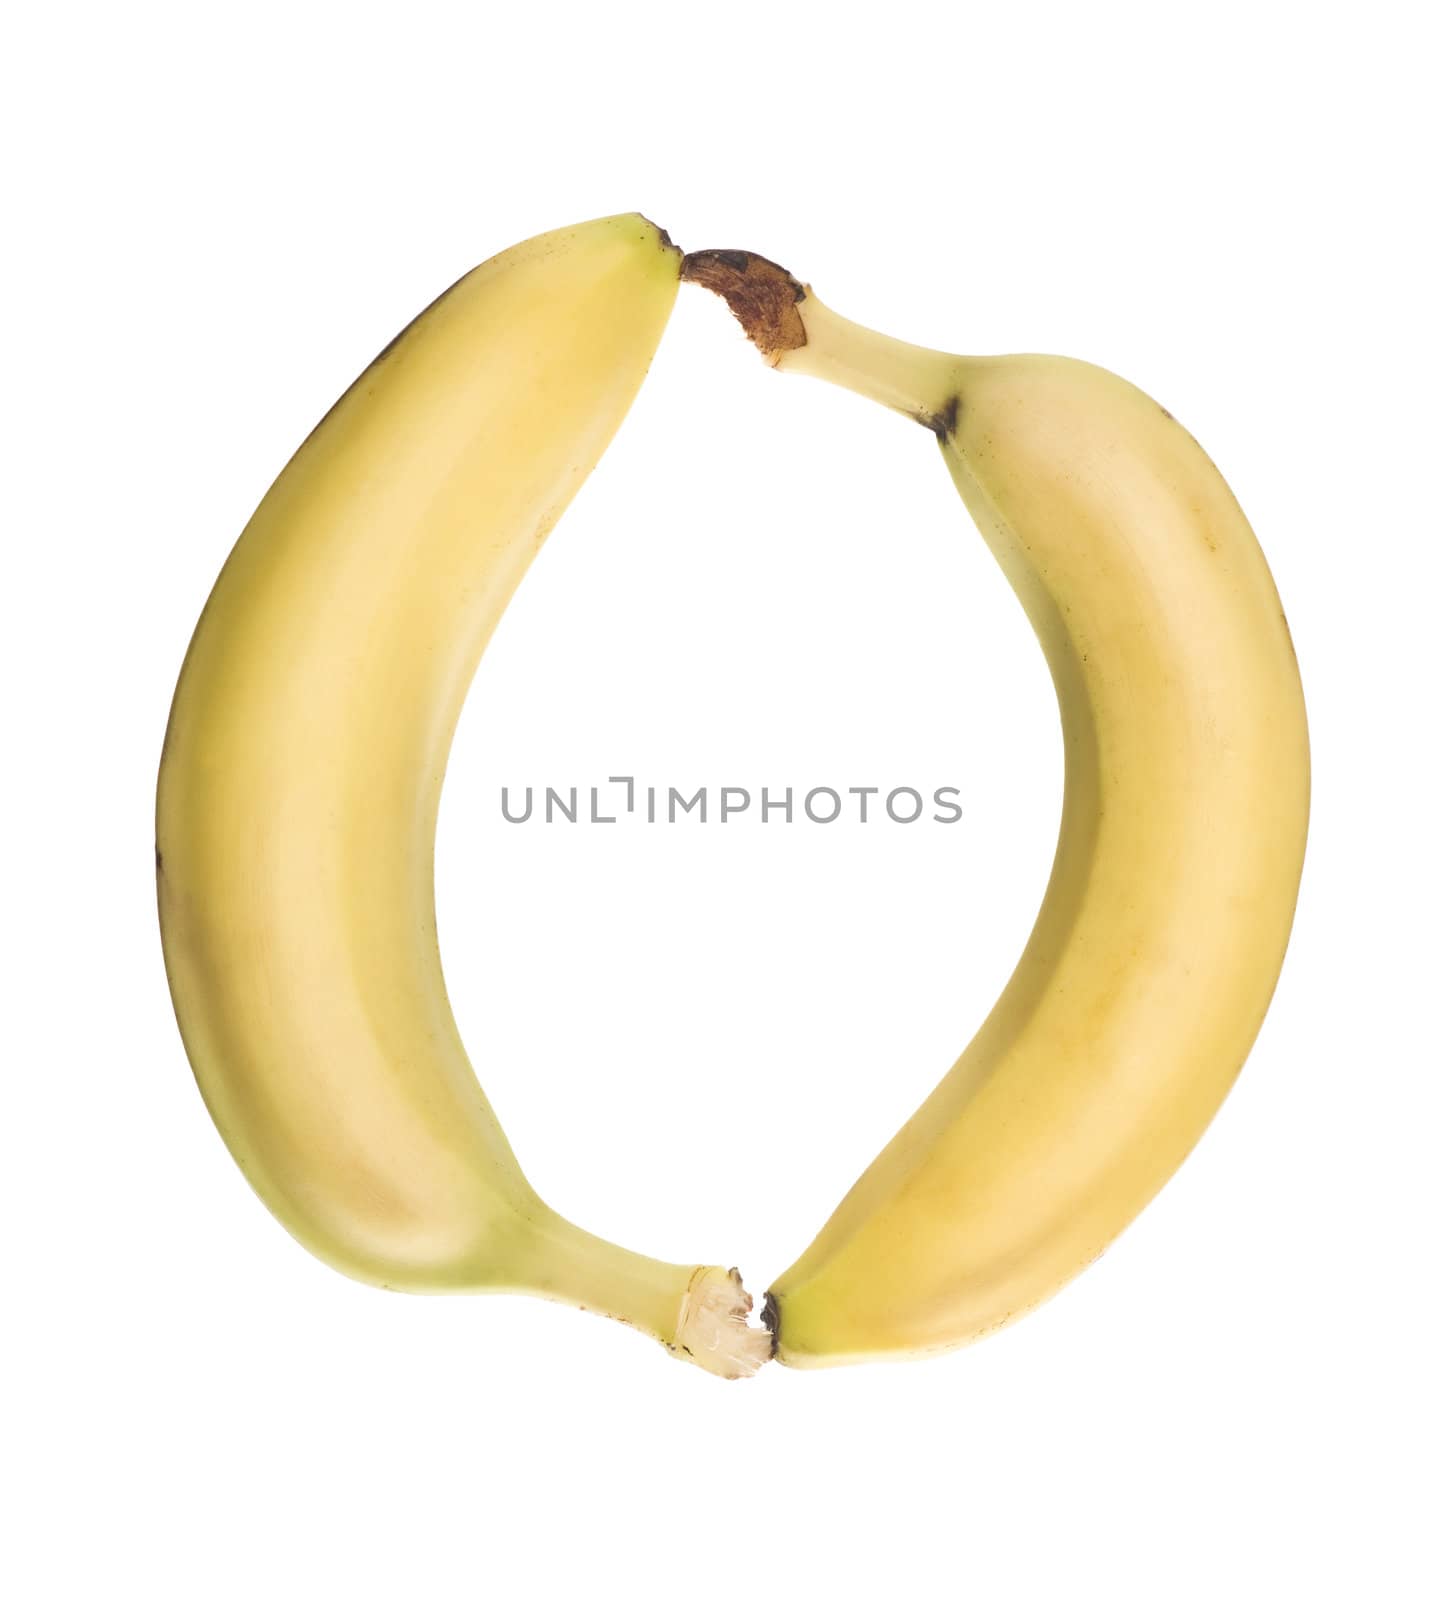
158 217 769 1378
685 250 1310 1366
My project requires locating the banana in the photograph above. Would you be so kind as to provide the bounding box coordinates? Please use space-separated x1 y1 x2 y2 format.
684 251 1310 1366
157 217 769 1377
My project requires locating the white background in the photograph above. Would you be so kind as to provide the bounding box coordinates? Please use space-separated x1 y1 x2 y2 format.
6 3 1452 1595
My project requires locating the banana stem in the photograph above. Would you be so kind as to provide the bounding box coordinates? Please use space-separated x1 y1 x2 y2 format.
524 1210 770 1379
682 248 961 432
783 297 962 433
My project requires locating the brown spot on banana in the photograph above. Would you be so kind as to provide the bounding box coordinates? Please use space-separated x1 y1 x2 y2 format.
923 392 961 441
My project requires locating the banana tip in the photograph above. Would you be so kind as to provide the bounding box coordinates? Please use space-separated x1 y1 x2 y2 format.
634 213 678 256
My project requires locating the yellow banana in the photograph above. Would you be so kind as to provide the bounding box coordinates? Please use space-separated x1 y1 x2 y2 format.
157 217 769 1377
684 251 1310 1366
